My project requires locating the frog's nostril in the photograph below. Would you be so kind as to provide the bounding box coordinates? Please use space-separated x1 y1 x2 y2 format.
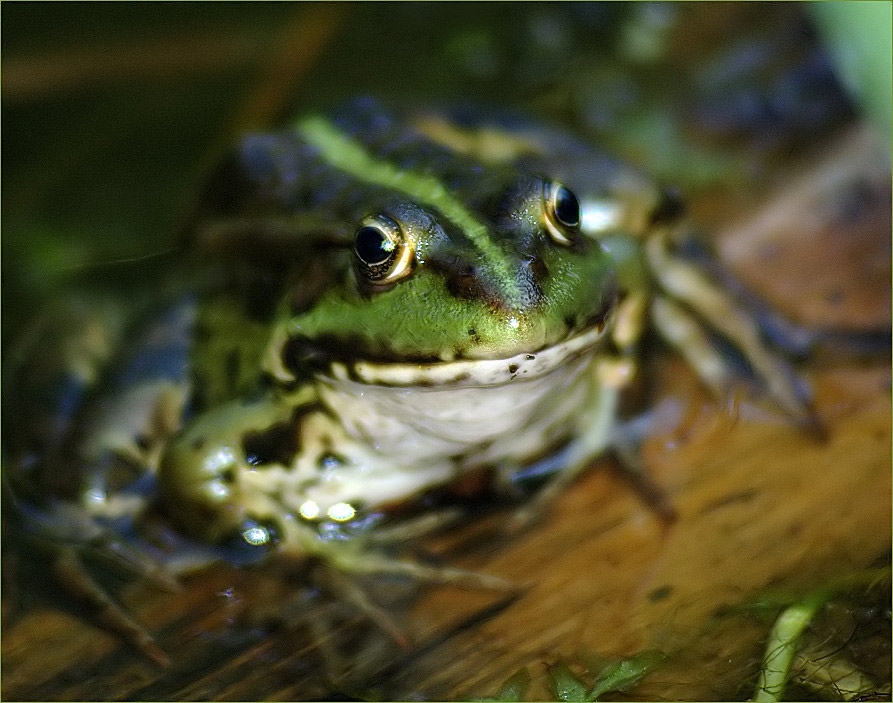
523 256 548 282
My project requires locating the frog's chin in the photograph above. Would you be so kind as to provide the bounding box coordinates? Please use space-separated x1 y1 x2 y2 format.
325 321 609 388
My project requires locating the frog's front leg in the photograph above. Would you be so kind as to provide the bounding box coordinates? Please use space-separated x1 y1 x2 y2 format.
504 359 628 528
158 393 510 587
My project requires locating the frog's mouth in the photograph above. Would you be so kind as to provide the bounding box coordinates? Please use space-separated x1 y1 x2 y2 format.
326 317 610 388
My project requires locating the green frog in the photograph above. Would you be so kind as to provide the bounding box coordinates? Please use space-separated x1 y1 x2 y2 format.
3 98 811 664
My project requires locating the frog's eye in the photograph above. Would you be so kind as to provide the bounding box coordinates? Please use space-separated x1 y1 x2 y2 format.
353 214 414 284
543 181 581 246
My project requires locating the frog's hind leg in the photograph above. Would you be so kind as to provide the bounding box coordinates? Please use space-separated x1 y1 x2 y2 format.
3 297 198 664
645 226 819 431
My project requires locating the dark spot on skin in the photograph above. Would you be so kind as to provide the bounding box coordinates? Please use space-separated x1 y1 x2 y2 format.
243 275 281 322
446 271 487 301
508 363 519 374
650 186 686 226
226 350 240 387
190 436 206 451
526 354 535 361
280 336 306 376
451 344 468 360
243 422 298 467
647 585 674 602
135 434 152 451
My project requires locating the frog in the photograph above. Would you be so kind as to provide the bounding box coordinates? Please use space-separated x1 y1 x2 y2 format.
2 97 813 666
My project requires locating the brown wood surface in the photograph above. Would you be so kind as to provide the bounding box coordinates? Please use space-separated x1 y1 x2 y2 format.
2 121 890 701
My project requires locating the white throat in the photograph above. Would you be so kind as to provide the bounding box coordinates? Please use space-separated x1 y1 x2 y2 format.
317 345 600 470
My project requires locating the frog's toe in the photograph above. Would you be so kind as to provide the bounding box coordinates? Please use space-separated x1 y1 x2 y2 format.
322 541 513 591
82 530 180 592
288 510 513 592
20 497 179 590
312 563 411 647
51 548 170 666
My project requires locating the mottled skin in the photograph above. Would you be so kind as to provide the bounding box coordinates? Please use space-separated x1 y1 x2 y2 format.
158 99 626 554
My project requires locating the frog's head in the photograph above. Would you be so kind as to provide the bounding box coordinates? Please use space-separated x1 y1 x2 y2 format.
262 114 618 387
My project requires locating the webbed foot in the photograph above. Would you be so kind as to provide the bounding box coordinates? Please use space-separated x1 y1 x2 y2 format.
4 488 177 666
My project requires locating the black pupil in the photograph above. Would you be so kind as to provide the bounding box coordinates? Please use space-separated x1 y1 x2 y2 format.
553 186 580 227
355 226 393 265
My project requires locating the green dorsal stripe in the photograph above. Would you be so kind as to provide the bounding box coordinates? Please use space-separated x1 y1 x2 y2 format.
296 115 518 304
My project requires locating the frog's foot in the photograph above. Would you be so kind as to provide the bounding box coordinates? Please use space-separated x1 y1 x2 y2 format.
50 547 171 667
645 226 822 433
307 512 513 593
274 511 513 649
6 494 177 666
235 510 516 685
